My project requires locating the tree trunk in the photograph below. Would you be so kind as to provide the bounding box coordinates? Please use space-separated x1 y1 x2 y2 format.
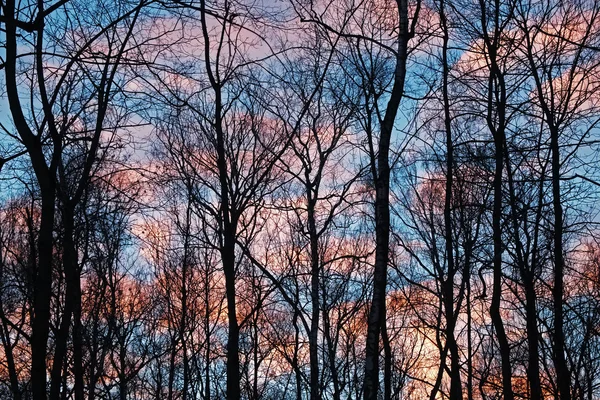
222 231 240 400
490 131 514 400
5 2 57 394
0 313 21 400
550 124 571 400
480 1 514 396
308 196 320 400
440 0 462 395
363 1 412 398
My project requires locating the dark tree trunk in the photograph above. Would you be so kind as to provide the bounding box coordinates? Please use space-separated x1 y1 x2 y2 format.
550 124 571 400
198 0 241 396
0 311 21 400
479 0 515 397
308 196 320 400
363 1 412 398
440 0 462 396
490 118 514 400
5 2 58 393
222 230 240 400
323 303 341 400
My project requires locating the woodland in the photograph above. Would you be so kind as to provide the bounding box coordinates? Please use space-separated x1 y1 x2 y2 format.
1 0 600 399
